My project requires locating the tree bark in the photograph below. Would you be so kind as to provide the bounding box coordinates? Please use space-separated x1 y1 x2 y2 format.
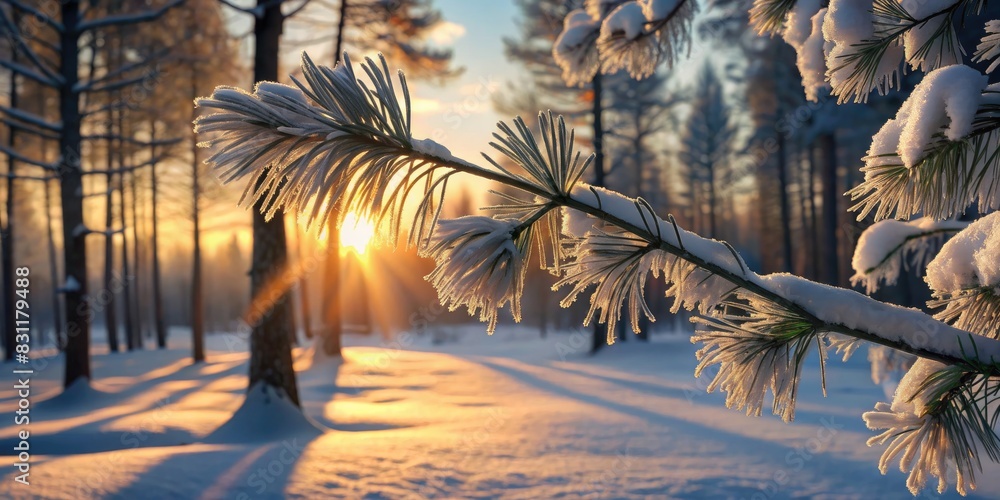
807 143 819 280
190 71 205 362
150 150 166 348
321 225 343 355
818 132 840 286
2 28 17 361
590 72 607 354
44 179 64 348
248 0 300 405
121 170 137 351
776 133 794 273
103 167 120 353
126 164 145 349
321 1 350 356
60 0 91 387
294 228 312 339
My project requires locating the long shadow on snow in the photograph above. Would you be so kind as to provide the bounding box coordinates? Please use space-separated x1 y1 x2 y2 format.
0 359 249 456
474 357 921 498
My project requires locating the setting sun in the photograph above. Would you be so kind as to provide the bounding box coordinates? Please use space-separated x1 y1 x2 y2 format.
340 213 376 255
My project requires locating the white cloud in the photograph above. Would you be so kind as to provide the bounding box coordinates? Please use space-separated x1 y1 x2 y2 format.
427 21 467 45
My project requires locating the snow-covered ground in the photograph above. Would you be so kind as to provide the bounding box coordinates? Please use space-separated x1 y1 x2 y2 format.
0 325 995 499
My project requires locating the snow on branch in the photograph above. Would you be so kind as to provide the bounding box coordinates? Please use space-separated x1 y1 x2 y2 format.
0 7 62 84
554 0 696 86
77 0 184 32
850 65 1000 221
0 105 63 133
851 218 967 294
0 58 60 88
599 0 696 79
0 144 56 170
3 0 64 32
926 212 1000 340
553 10 602 87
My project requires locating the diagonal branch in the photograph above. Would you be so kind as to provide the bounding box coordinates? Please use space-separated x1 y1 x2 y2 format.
77 0 184 32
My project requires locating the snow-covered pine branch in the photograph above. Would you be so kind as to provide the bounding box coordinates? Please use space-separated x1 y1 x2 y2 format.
849 65 1000 221
195 52 1000 463
925 212 1000 340
553 0 696 86
851 218 967 294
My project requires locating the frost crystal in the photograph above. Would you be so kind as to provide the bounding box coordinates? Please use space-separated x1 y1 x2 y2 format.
422 217 525 334
975 21 1000 73
864 359 977 495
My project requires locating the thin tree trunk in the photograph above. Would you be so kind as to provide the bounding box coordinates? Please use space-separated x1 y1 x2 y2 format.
322 0 350 356
776 133 794 273
248 0 300 405
103 158 120 353
818 132 840 285
807 143 819 280
130 167 144 348
2 32 17 361
590 72 607 354
294 228 313 339
119 170 135 350
191 73 205 362
44 179 64 348
322 223 342 355
60 0 91 387
794 145 810 277
707 160 717 239
150 150 166 348
120 168 142 350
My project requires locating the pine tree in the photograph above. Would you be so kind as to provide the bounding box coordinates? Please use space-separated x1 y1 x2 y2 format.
678 64 735 239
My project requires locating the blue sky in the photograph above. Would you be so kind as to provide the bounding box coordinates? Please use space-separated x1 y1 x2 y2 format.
407 0 523 165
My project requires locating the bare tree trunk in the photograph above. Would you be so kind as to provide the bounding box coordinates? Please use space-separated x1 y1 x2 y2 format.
44 179 64 348
2 35 17 361
795 145 811 277
294 228 313 339
321 0 350 356
590 72 607 354
130 168 144 348
321 225 342 355
103 162 120 353
818 132 840 285
247 0 300 405
807 143 819 280
776 133 794 273
119 168 142 350
60 0 91 387
118 169 135 350
191 74 205 362
150 151 166 348
707 160 717 239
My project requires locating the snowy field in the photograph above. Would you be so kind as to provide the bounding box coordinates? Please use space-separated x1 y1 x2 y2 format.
0 326 997 499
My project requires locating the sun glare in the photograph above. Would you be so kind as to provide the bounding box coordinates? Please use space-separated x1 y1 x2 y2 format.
340 213 376 255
